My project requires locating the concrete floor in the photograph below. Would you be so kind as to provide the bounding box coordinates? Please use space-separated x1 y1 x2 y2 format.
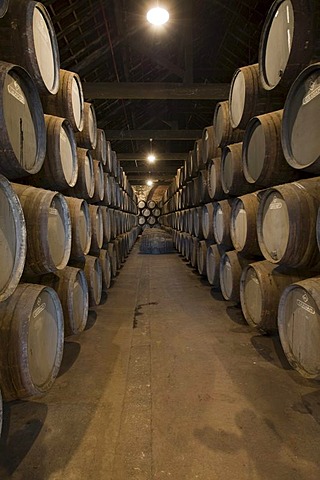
1 243 320 480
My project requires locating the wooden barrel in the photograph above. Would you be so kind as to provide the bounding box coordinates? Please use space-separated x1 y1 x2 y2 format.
66 148 94 200
91 160 105 203
107 243 118 278
0 1 60 94
191 237 199 269
138 216 146 226
213 101 244 147
240 260 306 333
194 139 204 171
89 205 103 255
193 206 204 240
202 203 214 240
12 184 71 274
103 173 112 206
282 63 320 174
147 216 156 226
75 102 97 150
207 157 226 201
0 175 26 302
213 199 233 248
198 240 214 276
92 129 107 165
99 249 112 291
229 63 284 129
65 197 91 259
147 200 156 209
257 178 320 268
259 0 314 91
41 69 84 132
0 0 9 17
101 206 112 244
138 200 146 209
27 115 77 190
206 244 227 287
84 255 102 307
202 125 219 164
220 250 252 302
243 110 299 186
230 192 261 256
153 207 161 217
221 142 256 196
278 277 320 379
0 283 64 400
0 62 46 179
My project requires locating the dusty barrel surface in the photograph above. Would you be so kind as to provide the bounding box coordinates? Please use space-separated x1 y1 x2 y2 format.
198 240 214 276
220 250 252 302
243 109 298 186
28 115 77 190
257 178 320 268
75 102 97 150
101 206 112 244
202 125 219 164
41 69 84 132
282 63 320 174
221 142 255 196
0 283 64 400
0 175 27 302
202 202 215 240
67 148 94 200
213 199 234 248
278 277 320 379
230 192 261 257
259 0 314 91
229 63 284 130
240 260 306 333
0 1 60 94
0 62 46 179
84 255 102 307
13 184 71 274
213 101 244 147
65 197 91 259
107 243 118 278
91 160 105 203
91 128 107 165
191 237 199 269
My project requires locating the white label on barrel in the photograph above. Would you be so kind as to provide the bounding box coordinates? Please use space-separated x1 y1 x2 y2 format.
297 298 315 315
33 297 47 318
8 80 25 104
269 196 282 210
49 207 58 216
302 78 320 106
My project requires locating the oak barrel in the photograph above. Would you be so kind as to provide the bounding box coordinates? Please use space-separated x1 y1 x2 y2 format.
202 125 219 164
66 148 94 200
89 205 103 255
91 160 105 203
0 283 64 400
213 101 244 147
0 175 26 302
259 0 314 91
12 184 71 274
75 102 97 150
243 109 299 186
230 192 261 257
220 250 252 302
207 157 226 201
240 260 306 333
221 142 255 196
206 244 227 287
101 206 112 244
107 243 118 278
65 196 91 259
84 255 102 307
0 62 46 179
41 69 84 132
198 240 214 277
257 178 320 268
0 0 8 17
202 202 214 240
213 199 234 248
282 63 320 174
0 1 60 94
278 277 320 379
99 249 112 291
92 128 107 165
27 114 77 190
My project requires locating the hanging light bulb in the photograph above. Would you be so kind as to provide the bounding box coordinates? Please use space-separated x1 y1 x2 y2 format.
146 179 154 187
147 154 156 163
147 7 169 26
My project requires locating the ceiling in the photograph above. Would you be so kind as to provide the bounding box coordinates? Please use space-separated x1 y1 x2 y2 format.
43 0 272 186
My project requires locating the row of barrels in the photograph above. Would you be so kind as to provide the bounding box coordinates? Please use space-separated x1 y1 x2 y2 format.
160 0 320 382
138 199 162 229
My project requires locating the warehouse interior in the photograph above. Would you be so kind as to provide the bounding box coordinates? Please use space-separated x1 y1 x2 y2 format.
0 0 320 479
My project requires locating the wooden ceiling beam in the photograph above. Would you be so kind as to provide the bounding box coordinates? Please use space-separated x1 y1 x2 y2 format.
83 82 230 100
118 153 186 161
106 130 201 140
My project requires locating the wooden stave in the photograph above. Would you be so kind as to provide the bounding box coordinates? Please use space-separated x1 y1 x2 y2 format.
75 102 97 150
230 192 262 257
221 142 256 196
213 100 244 147
99 249 112 291
65 196 91 259
207 157 227 201
89 205 103 256
65 148 94 200
91 160 105 203
83 255 102 307
213 198 234 248
206 244 228 287
220 250 253 302
201 202 215 240
91 128 107 165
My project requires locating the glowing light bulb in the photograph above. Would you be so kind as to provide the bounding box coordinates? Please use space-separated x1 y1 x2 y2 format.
147 154 156 163
146 179 154 187
147 7 169 26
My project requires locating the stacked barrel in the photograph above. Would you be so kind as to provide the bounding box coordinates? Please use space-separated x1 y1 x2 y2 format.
161 0 320 381
138 199 162 229
0 0 139 426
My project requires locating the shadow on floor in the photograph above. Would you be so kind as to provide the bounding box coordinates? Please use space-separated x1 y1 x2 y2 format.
85 310 98 331
58 341 81 377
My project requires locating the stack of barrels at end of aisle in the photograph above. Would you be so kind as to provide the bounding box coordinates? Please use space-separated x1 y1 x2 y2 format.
138 199 161 229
